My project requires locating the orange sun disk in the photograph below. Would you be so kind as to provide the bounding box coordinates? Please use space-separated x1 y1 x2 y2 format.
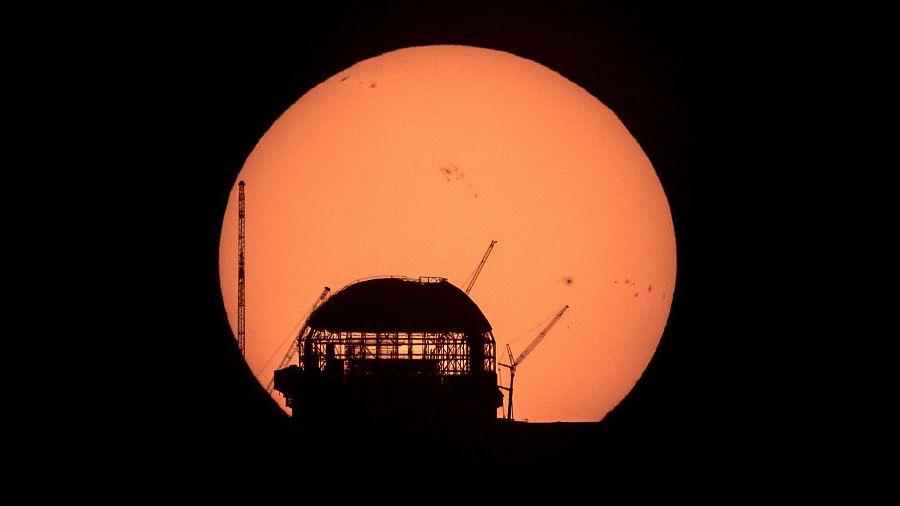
219 45 676 422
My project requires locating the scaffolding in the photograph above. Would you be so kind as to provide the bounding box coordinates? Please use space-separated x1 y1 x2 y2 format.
301 329 496 378
274 276 503 420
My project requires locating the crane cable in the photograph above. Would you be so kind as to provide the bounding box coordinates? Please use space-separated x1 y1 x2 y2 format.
254 316 307 379
508 310 556 347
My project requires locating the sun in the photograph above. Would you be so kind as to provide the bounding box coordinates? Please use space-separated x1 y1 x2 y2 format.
219 45 676 422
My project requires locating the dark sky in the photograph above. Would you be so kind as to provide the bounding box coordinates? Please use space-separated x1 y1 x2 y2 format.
102 1 760 491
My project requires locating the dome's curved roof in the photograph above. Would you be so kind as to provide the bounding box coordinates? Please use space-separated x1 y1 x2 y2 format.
307 277 491 333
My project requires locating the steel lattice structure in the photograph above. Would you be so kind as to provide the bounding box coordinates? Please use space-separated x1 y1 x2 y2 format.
274 277 503 420
237 181 246 356
302 329 496 377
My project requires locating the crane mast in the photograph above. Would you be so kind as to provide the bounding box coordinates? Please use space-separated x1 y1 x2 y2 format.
237 181 246 357
266 286 331 393
464 240 497 295
499 304 569 420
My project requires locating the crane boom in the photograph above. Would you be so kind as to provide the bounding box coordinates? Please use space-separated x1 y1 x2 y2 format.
499 304 569 420
464 240 497 295
266 286 331 393
513 305 569 366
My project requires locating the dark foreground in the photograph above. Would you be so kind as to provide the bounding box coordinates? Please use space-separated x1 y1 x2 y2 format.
131 379 723 497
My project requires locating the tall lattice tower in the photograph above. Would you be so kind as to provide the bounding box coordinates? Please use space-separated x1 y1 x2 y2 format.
237 180 246 356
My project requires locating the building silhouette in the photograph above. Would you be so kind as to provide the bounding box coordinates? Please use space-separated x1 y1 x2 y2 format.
274 276 503 422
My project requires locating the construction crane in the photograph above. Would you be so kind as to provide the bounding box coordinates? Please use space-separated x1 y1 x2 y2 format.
237 181 246 357
266 286 331 393
499 304 569 420
463 240 497 295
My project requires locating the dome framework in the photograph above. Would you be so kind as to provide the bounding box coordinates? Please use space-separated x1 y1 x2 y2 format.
275 277 502 420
